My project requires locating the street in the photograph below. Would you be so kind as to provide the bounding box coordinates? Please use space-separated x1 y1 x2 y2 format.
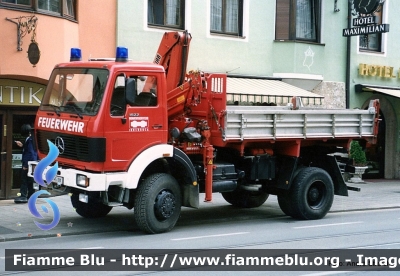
1 188 400 276
2 208 400 250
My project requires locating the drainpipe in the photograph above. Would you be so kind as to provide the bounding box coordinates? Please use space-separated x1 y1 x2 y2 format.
345 1 352 109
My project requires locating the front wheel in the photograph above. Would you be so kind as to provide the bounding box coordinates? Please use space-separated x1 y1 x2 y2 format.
70 193 113 218
284 167 334 220
134 173 181 234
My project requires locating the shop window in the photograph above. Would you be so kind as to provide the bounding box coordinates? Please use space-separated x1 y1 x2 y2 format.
148 0 185 29
275 0 321 43
359 6 383 52
210 0 243 36
1 0 76 20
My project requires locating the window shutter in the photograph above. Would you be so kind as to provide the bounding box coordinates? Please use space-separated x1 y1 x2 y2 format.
275 0 290 40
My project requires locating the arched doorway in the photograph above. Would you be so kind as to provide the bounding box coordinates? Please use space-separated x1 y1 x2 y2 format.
362 96 397 179
363 111 385 179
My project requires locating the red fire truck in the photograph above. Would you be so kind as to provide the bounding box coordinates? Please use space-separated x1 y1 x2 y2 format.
29 31 380 234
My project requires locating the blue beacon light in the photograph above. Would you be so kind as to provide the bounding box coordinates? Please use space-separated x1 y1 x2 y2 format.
116 47 128 62
70 48 82 61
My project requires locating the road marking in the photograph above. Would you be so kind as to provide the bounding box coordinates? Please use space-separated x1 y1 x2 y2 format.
351 242 400 249
293 221 363 229
171 232 249 241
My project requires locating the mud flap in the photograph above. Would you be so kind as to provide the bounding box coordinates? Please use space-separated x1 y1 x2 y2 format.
318 155 349 196
173 148 199 208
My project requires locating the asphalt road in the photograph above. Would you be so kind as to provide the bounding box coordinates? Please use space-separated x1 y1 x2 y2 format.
1 207 400 276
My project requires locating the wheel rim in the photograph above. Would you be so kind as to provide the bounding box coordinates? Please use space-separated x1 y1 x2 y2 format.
307 181 326 209
154 190 176 221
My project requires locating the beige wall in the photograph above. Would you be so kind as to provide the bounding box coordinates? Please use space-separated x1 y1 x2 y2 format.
78 0 117 61
0 0 116 84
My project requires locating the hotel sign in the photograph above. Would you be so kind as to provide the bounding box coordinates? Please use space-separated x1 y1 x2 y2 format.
343 0 388 37
343 24 389 37
359 63 400 78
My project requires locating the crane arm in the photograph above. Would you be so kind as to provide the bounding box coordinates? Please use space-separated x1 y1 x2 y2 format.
154 30 192 92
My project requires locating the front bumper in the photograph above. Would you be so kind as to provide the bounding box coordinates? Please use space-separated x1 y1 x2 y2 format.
28 161 126 192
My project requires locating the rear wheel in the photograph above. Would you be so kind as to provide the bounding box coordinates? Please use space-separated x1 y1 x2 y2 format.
222 189 269 208
134 173 181 234
71 193 113 218
281 167 334 220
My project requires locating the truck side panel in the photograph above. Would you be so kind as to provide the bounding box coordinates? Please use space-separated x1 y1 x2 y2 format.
224 105 378 142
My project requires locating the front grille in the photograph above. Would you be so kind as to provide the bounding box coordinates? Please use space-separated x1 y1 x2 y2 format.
36 130 105 162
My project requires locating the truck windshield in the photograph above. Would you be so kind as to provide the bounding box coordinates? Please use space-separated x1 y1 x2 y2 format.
40 68 109 116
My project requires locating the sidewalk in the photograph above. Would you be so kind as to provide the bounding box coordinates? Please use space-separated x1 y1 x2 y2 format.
0 179 399 242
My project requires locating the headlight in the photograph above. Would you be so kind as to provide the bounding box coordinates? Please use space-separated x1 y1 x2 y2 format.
76 174 90 187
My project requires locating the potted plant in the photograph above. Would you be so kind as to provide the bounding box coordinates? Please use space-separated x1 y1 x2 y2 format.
348 140 368 183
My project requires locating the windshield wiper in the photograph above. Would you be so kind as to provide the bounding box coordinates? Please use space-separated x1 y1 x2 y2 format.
42 104 61 116
63 104 83 119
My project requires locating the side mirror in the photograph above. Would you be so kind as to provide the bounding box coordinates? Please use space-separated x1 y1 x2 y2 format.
125 78 137 105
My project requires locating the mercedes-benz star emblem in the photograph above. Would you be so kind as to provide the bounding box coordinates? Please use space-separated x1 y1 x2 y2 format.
54 136 65 154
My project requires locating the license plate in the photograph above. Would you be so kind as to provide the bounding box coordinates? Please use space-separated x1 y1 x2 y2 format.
54 176 64 185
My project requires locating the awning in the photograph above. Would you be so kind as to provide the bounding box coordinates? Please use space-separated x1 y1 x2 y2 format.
355 84 400 98
227 77 324 106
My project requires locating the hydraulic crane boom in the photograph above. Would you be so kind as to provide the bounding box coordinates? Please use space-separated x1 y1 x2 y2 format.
153 30 191 93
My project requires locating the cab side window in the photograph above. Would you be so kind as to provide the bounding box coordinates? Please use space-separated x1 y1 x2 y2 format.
110 75 126 116
130 75 158 107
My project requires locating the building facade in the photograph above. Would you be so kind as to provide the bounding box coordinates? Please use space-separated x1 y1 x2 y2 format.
1 0 398 199
116 0 398 179
347 0 399 179
0 0 117 199
117 0 349 107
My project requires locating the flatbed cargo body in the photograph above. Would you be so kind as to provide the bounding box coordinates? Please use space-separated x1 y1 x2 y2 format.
223 105 377 142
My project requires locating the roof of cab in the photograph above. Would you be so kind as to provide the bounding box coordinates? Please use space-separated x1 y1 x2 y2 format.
54 60 165 72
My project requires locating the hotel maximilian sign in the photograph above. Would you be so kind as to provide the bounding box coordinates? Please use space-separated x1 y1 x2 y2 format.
343 0 389 37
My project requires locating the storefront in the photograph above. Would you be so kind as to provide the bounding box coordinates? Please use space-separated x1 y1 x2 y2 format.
355 80 398 180
0 79 45 199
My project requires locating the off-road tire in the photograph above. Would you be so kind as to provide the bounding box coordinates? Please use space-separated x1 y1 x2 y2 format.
134 173 181 234
287 167 334 220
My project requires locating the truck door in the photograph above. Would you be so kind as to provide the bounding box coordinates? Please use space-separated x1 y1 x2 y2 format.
104 74 167 171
